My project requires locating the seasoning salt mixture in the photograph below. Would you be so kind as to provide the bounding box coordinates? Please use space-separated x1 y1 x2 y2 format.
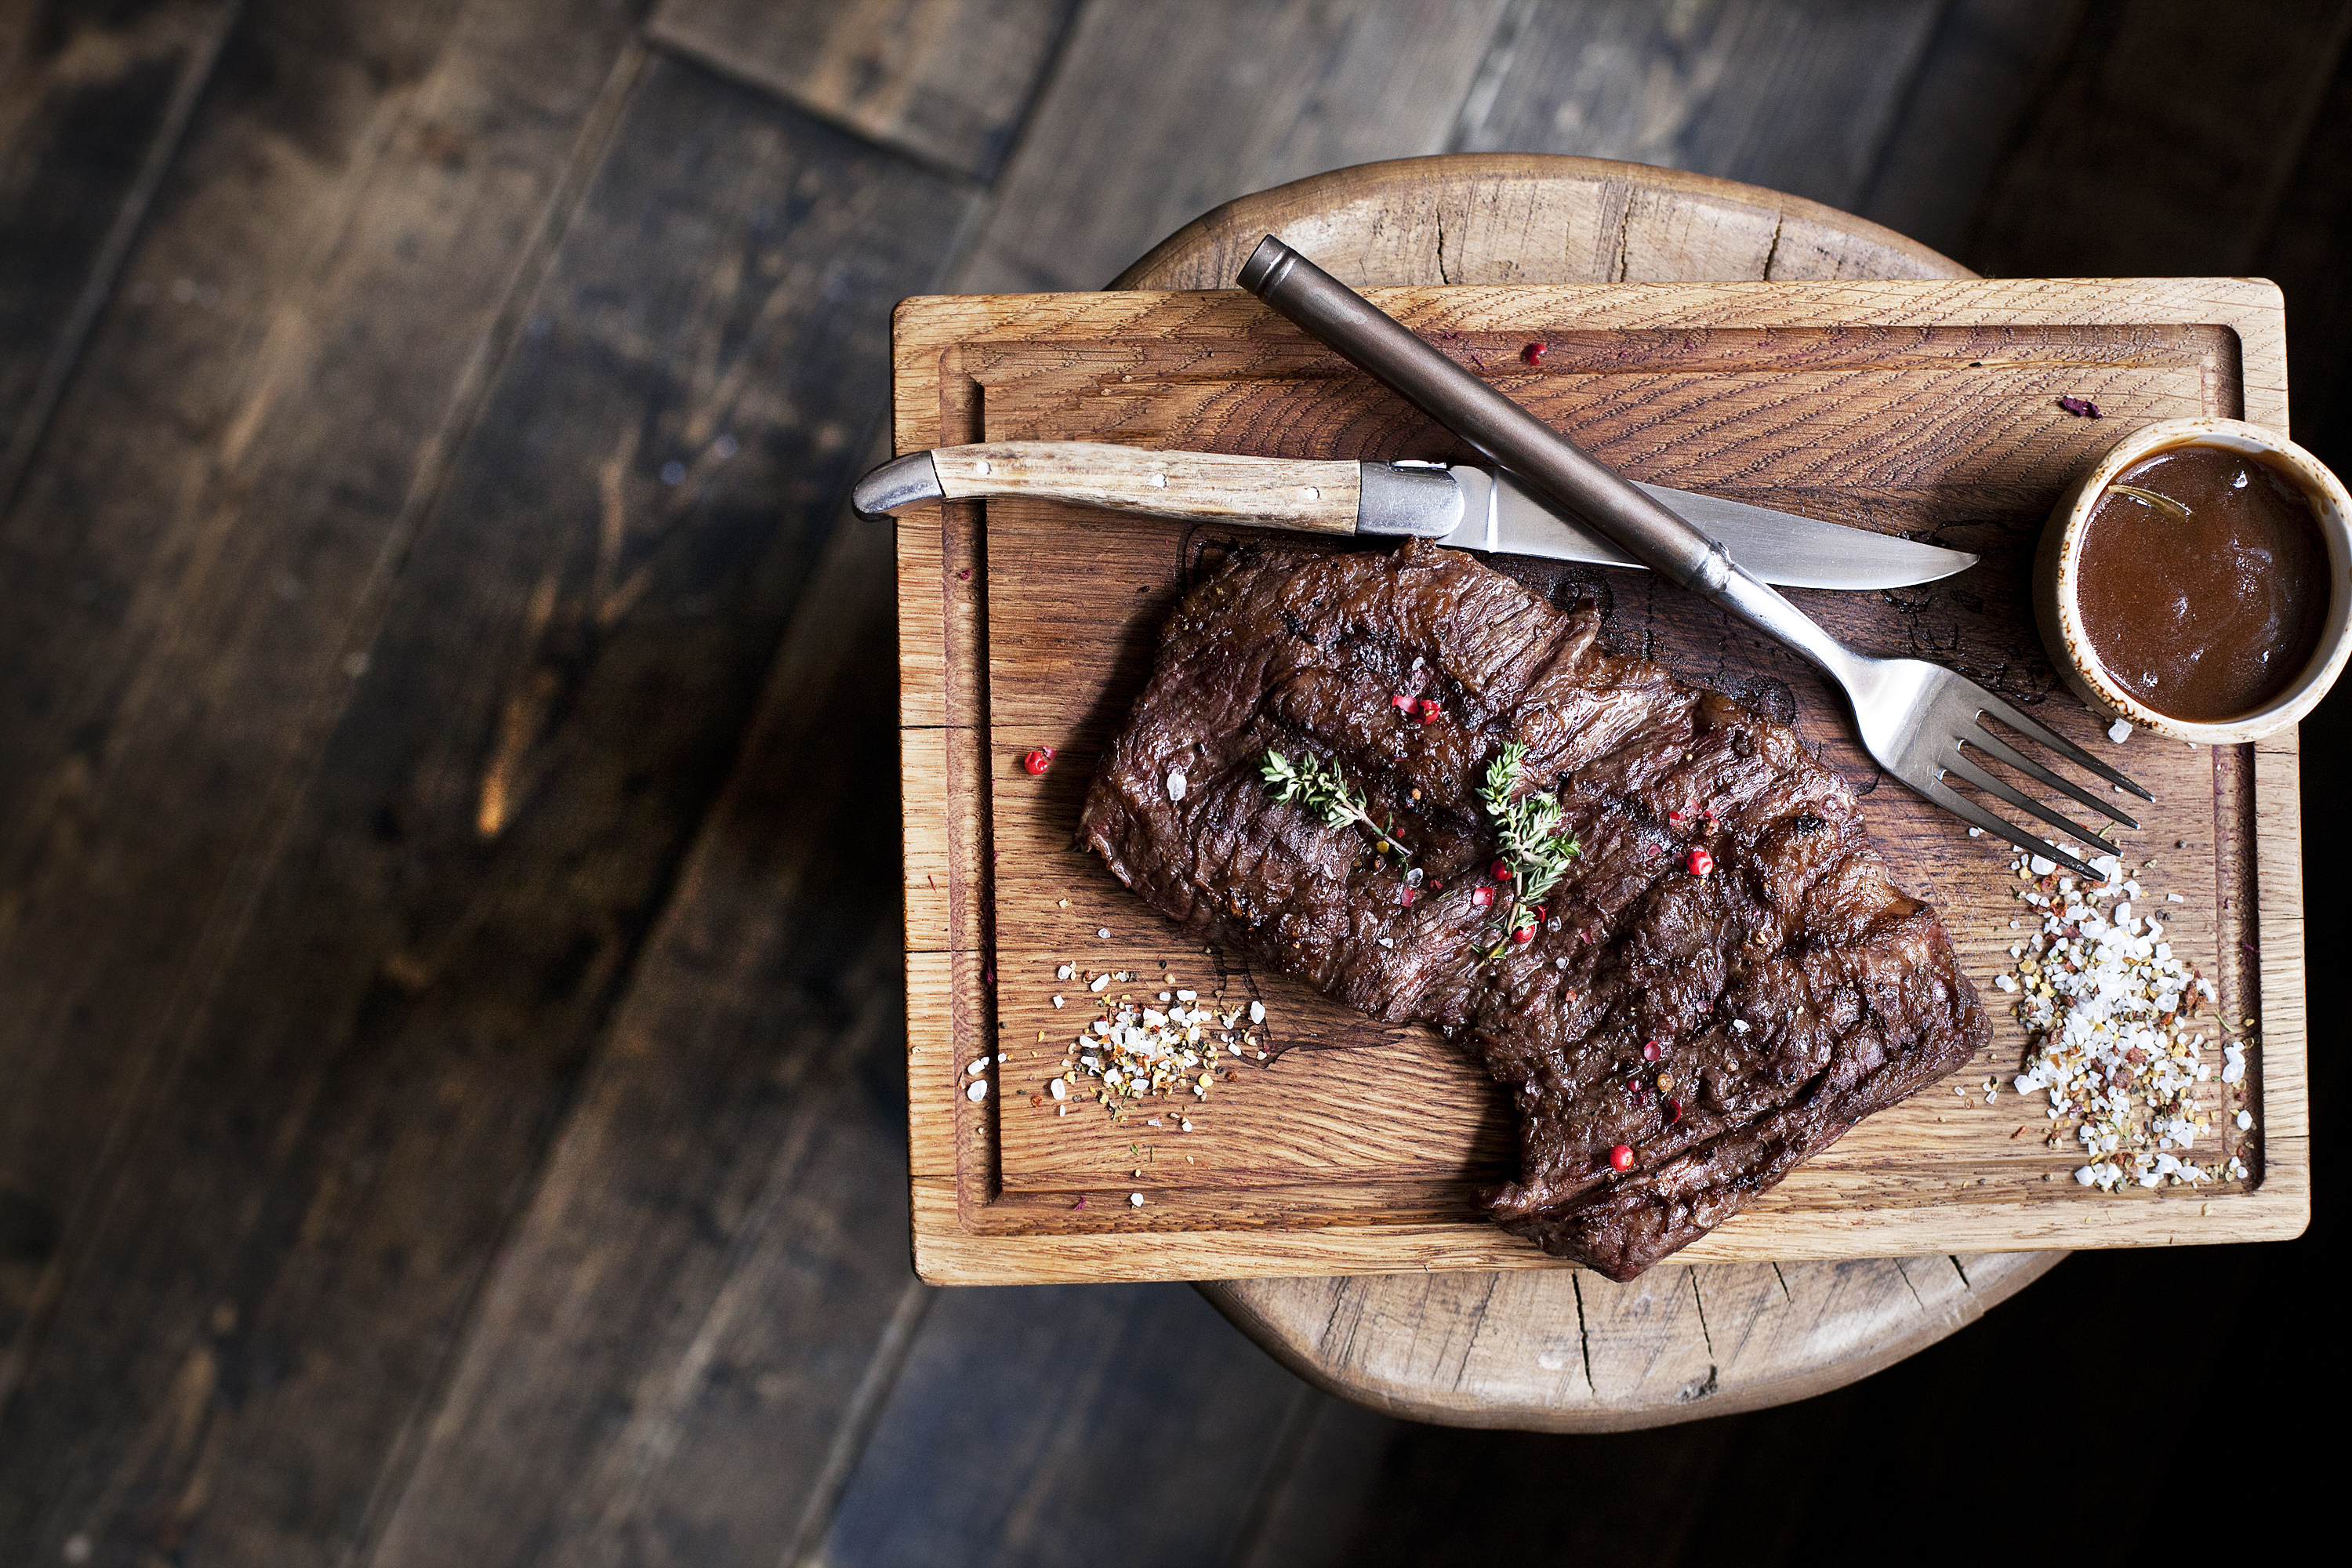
1033 960 1268 1127
1998 850 2254 1192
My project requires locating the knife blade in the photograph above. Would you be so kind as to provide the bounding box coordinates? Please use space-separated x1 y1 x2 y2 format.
853 441 1976 590
1434 464 1974 590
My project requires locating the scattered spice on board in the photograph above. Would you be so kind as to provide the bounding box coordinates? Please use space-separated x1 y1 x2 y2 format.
1039 961 1269 1123
2057 395 2103 419
1999 851 2251 1190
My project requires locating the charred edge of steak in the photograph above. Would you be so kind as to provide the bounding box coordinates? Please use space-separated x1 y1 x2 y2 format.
1078 540 1987 1278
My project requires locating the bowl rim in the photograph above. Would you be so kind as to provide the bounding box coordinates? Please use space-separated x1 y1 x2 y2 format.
2043 416 2352 744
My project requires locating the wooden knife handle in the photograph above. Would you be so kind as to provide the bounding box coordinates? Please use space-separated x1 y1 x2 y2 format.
929 442 1360 534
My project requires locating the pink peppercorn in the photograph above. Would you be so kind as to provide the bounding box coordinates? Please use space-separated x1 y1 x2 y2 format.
1609 1144 1635 1171
1642 1039 1661 1062
1022 746 1055 775
1686 846 1715 877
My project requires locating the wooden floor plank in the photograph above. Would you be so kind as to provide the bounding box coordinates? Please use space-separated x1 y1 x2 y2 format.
1225 1394 1388 1568
2256 40 2352 467
0 47 969 1562
1851 0 2086 261
955 0 1512 293
1675 1252 2140 1558
1 0 572 1404
0 0 238 506
817 1282 1301 1568
648 0 1079 180
1229 1396 1740 1567
1454 0 1944 213
1639 1359 1854 1568
0 0 648 1535
359 512 930 1568
1965 0 2352 274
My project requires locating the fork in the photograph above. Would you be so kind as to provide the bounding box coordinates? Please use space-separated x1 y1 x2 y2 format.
1239 237 2151 882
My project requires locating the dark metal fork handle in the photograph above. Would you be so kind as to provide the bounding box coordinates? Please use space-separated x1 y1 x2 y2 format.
1242 236 1823 640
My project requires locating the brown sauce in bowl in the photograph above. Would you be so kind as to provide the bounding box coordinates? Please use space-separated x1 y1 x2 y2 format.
2075 444 2329 723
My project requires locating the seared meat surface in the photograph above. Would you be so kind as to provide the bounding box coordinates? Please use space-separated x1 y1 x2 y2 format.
1080 541 1985 1279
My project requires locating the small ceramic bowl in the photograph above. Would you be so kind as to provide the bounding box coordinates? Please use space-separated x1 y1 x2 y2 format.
2034 416 2352 743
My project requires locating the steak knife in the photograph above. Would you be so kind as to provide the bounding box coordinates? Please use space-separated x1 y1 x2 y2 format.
853 441 1974 590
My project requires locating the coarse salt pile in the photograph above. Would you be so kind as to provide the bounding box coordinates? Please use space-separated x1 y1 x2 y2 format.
2000 850 2252 1191
1043 964 1268 1130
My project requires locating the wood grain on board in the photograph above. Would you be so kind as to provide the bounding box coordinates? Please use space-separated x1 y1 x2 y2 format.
896 278 2307 1284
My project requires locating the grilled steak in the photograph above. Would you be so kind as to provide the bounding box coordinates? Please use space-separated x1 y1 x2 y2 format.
1080 540 1986 1279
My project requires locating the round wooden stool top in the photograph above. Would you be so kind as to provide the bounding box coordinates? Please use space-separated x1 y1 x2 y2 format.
1115 153 2063 1432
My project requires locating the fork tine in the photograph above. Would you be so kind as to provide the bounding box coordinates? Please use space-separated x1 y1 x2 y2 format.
1962 725 2140 829
1917 775 2103 881
1971 689 2154 801
1944 752 2122 857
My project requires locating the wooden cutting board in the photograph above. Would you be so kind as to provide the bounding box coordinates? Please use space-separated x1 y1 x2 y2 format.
895 279 2310 1285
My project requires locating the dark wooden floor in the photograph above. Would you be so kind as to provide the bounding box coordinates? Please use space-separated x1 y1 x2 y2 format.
0 2 2338 1562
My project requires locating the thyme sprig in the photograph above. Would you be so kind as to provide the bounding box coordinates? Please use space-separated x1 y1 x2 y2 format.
1480 742 1580 956
1261 749 1412 866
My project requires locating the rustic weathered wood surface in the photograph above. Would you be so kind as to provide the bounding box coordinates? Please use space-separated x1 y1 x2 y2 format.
1211 1253 2050 1432
895 276 2304 1287
0 0 2339 1559
1111 153 1965 291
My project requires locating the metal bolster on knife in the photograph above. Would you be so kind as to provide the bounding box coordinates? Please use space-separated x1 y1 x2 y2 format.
852 451 945 517
1355 462 1463 537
